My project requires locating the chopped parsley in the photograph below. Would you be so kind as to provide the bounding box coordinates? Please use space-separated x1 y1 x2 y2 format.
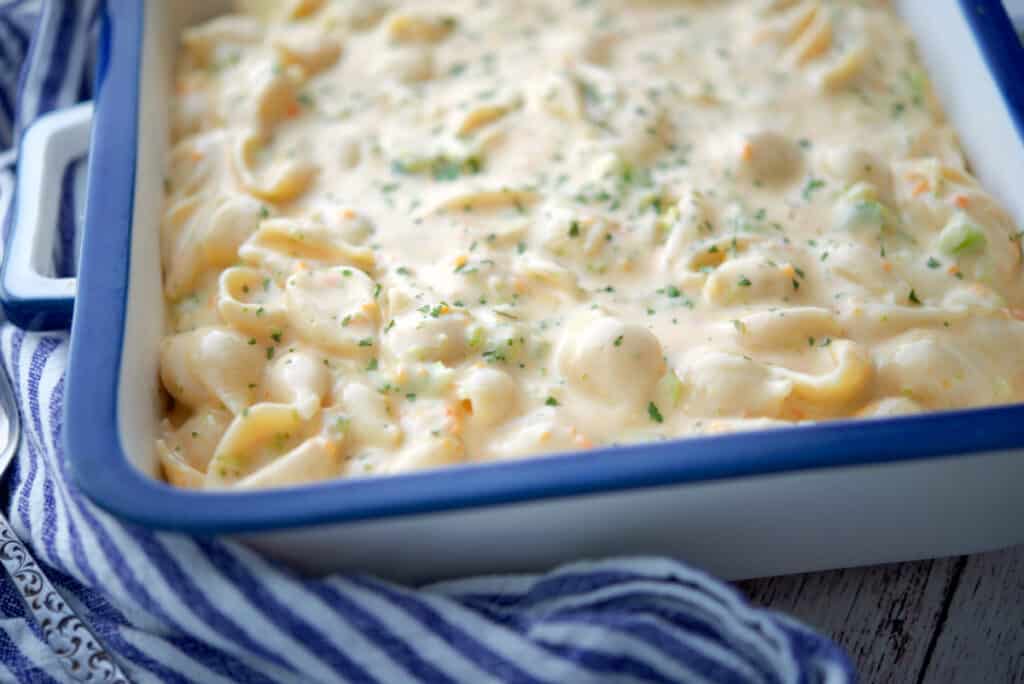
613 335 624 347
737 276 752 287
648 401 664 423
545 396 559 406
908 289 921 305
802 178 826 202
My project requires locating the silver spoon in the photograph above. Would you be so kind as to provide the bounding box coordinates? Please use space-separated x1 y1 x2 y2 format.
0 358 130 683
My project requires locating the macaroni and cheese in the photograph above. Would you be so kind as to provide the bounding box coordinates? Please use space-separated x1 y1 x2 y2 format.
157 0 1024 488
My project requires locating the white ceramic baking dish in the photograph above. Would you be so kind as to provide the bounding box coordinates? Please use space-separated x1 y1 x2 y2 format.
2 0 1023 582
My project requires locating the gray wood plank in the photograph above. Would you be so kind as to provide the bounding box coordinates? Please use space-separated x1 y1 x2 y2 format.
920 545 1024 684
738 556 962 683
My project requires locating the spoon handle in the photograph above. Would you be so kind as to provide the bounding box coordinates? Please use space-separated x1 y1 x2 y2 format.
0 516 131 682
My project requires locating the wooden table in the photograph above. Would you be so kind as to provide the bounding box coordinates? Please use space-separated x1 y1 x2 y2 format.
739 545 1024 682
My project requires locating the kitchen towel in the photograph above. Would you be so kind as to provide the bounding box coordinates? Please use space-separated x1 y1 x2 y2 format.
0 1 854 682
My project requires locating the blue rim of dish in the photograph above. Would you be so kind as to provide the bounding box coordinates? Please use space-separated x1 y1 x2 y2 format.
65 0 1024 534
959 0 1024 141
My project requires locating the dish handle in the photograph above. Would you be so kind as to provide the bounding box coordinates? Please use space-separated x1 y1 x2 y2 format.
0 102 93 330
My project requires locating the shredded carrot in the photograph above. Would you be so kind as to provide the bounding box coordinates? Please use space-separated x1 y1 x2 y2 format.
513 277 527 294
780 263 796 279
575 434 594 449
1010 308 1024 321
453 254 468 269
912 179 930 197
881 260 893 273
361 301 378 317
953 194 970 209
948 264 960 276
190 149 204 162
286 101 301 118
341 208 356 219
740 142 753 161
445 404 465 435
460 399 473 415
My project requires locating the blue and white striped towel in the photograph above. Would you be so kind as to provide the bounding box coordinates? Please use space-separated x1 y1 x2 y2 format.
0 2 855 682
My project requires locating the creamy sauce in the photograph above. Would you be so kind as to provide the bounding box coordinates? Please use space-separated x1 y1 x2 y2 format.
157 0 1024 489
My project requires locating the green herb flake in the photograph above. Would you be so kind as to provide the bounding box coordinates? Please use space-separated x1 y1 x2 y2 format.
545 396 559 406
648 401 664 423
802 178 826 202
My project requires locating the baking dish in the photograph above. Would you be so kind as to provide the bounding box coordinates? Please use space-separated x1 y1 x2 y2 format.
2 0 1023 582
